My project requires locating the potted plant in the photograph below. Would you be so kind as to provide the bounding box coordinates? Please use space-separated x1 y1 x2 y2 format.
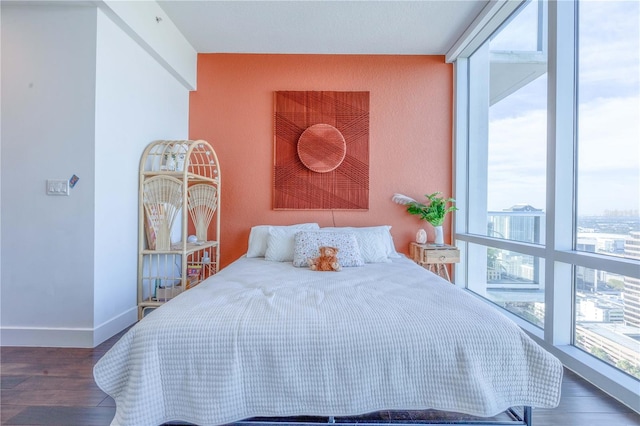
392 192 458 245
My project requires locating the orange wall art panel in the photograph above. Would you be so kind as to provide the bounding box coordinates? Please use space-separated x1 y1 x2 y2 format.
274 91 369 210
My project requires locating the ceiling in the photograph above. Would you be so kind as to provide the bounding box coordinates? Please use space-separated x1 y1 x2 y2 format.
157 1 489 55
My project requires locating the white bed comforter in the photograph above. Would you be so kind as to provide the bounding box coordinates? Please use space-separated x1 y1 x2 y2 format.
94 256 562 426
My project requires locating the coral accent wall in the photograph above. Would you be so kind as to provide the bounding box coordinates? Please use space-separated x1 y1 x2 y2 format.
190 54 452 268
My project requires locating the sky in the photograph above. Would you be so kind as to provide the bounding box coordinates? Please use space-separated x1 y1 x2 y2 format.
483 0 639 216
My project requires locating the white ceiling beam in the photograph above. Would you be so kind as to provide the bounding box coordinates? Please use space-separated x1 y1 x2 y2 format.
94 0 197 90
445 0 525 63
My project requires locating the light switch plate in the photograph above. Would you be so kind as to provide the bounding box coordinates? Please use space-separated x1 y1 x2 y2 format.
46 179 70 196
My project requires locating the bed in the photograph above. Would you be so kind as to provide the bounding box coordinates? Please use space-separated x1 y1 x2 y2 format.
94 225 563 426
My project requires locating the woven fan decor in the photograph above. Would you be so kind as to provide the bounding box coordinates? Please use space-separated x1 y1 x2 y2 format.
187 184 218 241
274 91 369 210
143 176 183 250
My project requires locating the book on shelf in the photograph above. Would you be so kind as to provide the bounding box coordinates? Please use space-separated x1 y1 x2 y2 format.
187 264 202 285
187 264 202 277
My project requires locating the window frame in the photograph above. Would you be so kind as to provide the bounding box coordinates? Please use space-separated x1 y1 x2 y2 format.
450 0 640 411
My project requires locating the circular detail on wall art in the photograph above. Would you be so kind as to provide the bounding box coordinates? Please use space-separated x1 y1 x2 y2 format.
297 124 347 173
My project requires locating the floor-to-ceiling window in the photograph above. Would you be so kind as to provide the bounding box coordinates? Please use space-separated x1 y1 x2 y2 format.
573 0 640 381
466 0 548 328
452 0 639 410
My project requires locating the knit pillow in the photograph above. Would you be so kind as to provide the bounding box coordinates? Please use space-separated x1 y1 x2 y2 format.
293 231 365 267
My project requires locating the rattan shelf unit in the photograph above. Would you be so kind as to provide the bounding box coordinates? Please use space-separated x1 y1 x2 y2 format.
137 140 221 319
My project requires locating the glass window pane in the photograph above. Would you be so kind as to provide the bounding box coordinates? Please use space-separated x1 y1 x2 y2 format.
468 0 547 244
574 266 640 380
490 0 541 52
467 242 545 329
487 70 547 220
488 209 546 243
576 1 640 260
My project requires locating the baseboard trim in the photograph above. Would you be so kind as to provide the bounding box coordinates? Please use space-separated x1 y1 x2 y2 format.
93 307 137 347
0 307 137 348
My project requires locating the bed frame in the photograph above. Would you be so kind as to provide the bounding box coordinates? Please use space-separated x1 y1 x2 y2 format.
231 407 533 426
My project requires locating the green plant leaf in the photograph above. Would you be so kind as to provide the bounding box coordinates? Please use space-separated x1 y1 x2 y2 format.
403 192 458 226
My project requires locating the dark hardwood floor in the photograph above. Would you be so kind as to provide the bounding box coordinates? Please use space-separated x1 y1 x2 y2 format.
1 327 638 426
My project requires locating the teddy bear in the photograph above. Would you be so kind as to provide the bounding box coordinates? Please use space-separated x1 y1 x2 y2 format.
307 246 341 272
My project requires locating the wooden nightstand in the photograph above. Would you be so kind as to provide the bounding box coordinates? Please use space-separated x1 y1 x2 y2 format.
409 242 460 282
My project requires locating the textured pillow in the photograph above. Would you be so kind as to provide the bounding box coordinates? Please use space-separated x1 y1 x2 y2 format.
321 226 400 261
293 231 365 267
247 223 319 258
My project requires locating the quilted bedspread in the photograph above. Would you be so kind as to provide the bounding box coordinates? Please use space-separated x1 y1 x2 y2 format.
94 256 562 426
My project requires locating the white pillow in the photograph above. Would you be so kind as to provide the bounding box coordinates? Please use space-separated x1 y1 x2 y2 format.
247 223 319 257
321 226 400 261
265 225 322 262
293 231 365 267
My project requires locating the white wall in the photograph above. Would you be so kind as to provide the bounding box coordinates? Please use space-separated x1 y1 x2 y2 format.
1 5 98 346
93 9 189 345
97 0 197 90
1 3 191 347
